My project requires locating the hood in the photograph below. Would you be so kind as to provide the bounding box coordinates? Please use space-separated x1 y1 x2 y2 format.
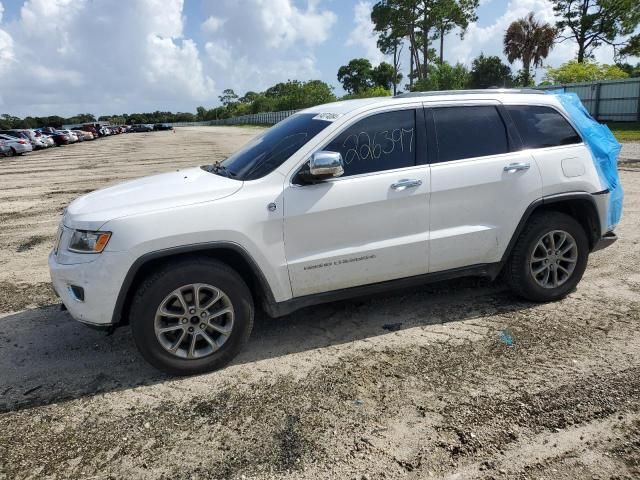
65 167 243 229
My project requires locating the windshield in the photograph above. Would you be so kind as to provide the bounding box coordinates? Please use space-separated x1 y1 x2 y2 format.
207 113 331 181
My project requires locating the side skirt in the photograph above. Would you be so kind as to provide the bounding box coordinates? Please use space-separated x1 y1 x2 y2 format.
264 263 502 318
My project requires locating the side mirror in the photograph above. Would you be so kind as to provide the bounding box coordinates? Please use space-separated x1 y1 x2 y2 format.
309 151 344 179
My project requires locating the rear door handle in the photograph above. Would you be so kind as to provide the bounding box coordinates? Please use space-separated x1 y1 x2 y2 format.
391 179 422 191
504 162 530 173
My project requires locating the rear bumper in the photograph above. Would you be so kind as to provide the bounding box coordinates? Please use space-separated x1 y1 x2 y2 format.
592 231 618 252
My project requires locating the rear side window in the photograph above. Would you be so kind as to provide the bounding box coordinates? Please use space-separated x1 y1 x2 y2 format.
324 109 416 177
505 105 581 149
432 106 508 162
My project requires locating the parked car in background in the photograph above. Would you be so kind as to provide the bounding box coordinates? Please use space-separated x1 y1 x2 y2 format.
0 130 29 140
73 130 93 141
0 129 48 149
153 123 173 131
0 134 33 155
30 130 55 148
40 127 61 135
58 129 79 143
0 139 12 157
131 124 154 132
42 131 71 146
30 135 50 149
39 134 56 147
22 130 51 149
81 124 99 137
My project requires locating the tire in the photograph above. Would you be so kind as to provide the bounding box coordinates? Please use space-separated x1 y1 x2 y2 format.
506 212 589 302
129 258 254 375
5 148 14 157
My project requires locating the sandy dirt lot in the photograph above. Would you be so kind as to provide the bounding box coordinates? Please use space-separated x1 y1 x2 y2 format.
0 128 639 480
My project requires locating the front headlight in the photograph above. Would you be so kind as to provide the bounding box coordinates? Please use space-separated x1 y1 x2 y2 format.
68 230 111 254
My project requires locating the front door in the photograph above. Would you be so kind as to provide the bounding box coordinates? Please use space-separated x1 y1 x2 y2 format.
283 108 431 297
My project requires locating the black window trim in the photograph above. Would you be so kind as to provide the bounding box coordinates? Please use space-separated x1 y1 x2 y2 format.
425 102 520 165
501 102 586 150
290 105 427 186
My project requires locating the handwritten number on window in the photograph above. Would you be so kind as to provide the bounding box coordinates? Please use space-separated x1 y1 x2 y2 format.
341 127 414 164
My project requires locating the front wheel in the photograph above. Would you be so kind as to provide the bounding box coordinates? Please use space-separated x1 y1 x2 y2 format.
130 258 254 375
506 212 589 302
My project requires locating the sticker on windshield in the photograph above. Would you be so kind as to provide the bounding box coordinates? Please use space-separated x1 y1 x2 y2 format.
313 112 343 121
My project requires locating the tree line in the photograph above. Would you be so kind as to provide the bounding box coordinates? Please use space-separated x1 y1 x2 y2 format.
342 0 639 95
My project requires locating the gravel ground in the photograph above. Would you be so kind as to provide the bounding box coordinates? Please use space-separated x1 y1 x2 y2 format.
620 142 640 162
0 130 639 480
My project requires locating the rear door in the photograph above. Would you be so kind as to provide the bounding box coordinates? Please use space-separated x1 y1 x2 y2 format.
426 102 543 272
503 104 599 197
283 106 431 297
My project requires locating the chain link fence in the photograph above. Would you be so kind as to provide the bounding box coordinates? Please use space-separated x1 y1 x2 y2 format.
173 110 299 128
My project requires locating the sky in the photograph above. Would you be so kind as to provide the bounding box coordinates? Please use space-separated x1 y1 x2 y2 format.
0 0 633 118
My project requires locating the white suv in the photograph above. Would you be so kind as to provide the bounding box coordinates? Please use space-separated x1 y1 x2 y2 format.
49 90 620 375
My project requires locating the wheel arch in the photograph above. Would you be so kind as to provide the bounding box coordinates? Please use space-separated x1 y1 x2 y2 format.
112 243 276 327
501 192 603 266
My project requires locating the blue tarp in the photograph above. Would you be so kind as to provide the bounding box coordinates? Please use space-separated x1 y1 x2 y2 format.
546 91 623 230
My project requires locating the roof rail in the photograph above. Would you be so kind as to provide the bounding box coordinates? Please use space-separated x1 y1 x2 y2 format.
395 88 546 98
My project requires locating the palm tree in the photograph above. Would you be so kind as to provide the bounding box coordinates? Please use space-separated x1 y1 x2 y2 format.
503 12 556 86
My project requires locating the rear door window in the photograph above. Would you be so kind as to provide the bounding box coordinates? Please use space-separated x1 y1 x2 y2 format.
505 105 582 149
432 106 509 162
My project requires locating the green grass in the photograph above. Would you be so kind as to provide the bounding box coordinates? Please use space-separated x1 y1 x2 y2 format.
606 122 640 142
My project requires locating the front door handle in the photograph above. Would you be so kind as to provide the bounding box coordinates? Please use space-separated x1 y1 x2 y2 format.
391 179 422 191
504 162 530 173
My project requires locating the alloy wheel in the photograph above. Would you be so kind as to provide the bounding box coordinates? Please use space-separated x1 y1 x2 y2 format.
154 283 234 359
529 230 578 289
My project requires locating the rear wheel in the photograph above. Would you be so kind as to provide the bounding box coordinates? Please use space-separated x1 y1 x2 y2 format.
130 258 254 375
506 212 589 302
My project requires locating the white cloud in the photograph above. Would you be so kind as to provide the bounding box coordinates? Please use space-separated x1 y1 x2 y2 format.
0 1 14 74
0 0 214 116
205 40 320 94
0 0 340 116
201 15 225 34
201 0 336 94
346 1 386 65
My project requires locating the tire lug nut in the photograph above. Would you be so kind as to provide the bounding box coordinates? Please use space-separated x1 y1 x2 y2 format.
188 327 194 332
201 311 208 318
189 308 196 314
200 323 206 330
181 318 188 324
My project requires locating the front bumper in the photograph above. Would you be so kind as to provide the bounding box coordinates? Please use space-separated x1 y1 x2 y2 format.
48 250 129 326
592 231 618 252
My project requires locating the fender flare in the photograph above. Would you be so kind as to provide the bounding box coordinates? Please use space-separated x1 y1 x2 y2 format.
500 191 604 265
110 241 277 325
